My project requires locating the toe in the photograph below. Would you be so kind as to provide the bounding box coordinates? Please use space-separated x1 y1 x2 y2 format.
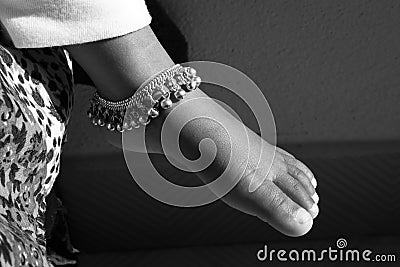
277 148 316 186
254 182 314 237
293 160 316 188
273 173 318 219
311 192 319 204
286 164 316 196
311 177 317 188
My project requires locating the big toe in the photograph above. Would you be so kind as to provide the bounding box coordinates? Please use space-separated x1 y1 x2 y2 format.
252 182 314 237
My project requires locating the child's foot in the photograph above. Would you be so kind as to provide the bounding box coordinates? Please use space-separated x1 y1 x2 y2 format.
221 140 318 237
144 90 319 237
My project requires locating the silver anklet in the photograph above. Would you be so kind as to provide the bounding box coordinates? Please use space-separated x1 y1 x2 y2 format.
87 64 201 132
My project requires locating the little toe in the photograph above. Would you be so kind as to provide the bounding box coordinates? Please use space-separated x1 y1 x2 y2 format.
280 151 317 187
294 160 316 187
311 192 319 204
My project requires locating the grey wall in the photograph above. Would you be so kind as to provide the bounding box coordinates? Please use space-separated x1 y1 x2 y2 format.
64 0 400 156
157 0 400 143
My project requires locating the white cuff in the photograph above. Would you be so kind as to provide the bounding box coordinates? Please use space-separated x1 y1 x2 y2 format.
0 0 152 48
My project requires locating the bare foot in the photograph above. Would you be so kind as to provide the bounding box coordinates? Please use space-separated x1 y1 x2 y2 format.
221 141 318 237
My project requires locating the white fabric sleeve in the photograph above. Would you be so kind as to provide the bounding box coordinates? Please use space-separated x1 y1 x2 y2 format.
0 0 152 48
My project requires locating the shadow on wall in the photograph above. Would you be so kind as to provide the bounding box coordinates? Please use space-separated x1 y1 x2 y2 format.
72 0 188 85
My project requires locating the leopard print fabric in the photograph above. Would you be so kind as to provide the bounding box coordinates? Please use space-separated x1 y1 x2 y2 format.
0 43 74 266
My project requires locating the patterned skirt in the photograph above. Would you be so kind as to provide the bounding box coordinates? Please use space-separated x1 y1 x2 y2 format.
0 42 74 266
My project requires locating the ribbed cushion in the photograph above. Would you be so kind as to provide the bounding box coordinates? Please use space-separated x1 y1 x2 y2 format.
56 146 400 253
75 236 399 267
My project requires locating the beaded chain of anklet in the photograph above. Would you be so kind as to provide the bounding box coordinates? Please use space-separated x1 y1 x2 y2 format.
87 64 201 132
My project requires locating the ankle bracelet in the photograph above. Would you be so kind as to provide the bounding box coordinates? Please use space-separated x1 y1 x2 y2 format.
87 64 201 132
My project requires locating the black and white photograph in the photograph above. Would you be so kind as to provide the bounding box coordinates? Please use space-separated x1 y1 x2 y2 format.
0 0 398 266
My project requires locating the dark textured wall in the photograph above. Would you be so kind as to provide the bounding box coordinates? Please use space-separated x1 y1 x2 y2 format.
157 0 400 143
65 0 400 155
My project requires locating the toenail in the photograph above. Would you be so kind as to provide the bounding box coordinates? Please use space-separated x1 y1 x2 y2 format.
294 208 312 224
311 193 319 204
311 178 317 188
310 203 319 218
